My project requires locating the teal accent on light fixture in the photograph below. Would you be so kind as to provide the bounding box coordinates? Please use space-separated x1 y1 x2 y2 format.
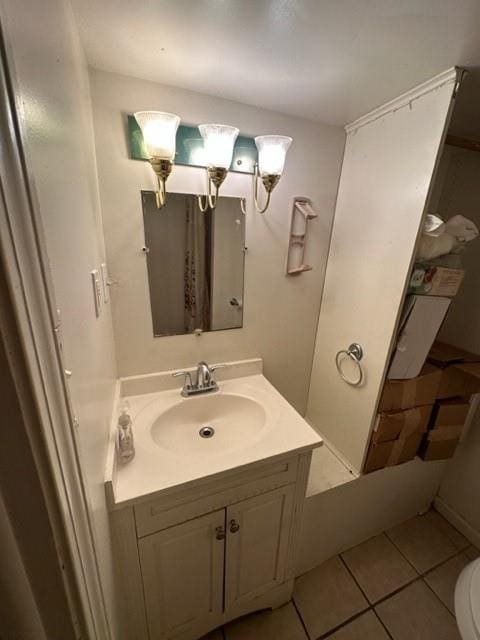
127 115 258 175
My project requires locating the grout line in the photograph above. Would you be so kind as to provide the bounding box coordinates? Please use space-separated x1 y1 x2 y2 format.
293 514 469 640
385 511 470 577
429 507 472 553
383 529 422 576
384 528 464 585
421 577 458 620
291 597 314 640
372 576 421 608
338 552 416 610
338 554 371 603
372 608 394 640
315 608 375 640
338 535 462 637
295 558 372 640
423 549 467 576
339 553 421 631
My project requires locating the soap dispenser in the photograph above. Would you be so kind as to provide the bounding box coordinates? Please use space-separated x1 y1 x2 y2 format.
116 401 135 464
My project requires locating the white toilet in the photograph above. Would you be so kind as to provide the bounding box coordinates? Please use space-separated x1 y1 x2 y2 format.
456 558 480 640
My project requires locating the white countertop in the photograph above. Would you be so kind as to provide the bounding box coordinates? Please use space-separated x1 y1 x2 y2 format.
107 370 323 507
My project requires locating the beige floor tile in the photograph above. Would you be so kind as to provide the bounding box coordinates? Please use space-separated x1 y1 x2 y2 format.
465 545 480 561
199 629 224 640
386 514 457 573
342 534 417 603
293 556 368 639
424 553 471 614
376 580 461 640
326 611 390 639
224 603 307 640
425 510 470 551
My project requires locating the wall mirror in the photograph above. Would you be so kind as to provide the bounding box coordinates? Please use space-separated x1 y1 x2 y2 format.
142 191 246 337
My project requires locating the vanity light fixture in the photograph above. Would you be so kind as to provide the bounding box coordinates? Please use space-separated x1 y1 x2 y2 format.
197 124 239 211
253 135 292 213
134 110 181 208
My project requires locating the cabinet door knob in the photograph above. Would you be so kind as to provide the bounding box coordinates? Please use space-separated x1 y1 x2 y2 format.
229 519 240 533
215 526 226 540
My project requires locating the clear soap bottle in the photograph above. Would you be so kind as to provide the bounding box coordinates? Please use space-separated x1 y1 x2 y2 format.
116 401 135 464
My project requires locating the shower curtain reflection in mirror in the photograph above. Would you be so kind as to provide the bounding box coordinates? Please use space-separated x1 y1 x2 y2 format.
142 192 245 337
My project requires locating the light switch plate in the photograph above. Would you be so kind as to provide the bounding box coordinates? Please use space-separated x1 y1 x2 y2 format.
91 269 102 318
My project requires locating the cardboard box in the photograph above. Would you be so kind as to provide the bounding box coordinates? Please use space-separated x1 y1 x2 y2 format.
428 341 480 399
364 430 425 473
379 364 442 412
365 404 432 473
364 441 394 472
438 364 480 399
419 438 460 461
429 397 471 430
418 425 463 461
388 296 451 379
417 391 471 462
372 405 433 443
408 264 465 297
429 341 480 367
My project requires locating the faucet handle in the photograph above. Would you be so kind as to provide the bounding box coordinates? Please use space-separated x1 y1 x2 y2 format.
210 364 226 381
172 370 193 395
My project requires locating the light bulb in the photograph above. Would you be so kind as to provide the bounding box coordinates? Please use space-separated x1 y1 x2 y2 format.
255 135 292 176
198 124 239 169
134 111 180 160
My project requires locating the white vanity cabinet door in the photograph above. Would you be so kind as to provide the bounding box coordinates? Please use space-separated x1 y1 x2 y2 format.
225 485 295 610
139 510 225 639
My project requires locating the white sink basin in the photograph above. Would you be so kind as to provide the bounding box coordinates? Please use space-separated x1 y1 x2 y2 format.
109 369 323 505
150 393 266 455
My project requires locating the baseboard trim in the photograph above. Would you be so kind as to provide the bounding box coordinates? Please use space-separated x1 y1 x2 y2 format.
434 496 480 549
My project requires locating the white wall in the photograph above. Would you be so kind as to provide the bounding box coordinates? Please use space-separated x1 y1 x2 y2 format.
1 1 118 636
89 69 345 413
305 72 457 473
432 146 480 540
299 457 448 574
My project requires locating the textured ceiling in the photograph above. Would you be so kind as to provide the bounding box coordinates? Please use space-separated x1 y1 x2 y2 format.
71 0 480 129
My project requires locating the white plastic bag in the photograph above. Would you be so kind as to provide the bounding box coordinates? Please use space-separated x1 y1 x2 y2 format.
417 214 479 260
444 215 479 243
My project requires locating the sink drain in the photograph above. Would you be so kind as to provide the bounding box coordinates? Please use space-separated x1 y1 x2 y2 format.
199 425 215 438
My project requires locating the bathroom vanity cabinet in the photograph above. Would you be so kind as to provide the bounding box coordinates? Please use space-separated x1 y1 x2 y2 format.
109 451 312 640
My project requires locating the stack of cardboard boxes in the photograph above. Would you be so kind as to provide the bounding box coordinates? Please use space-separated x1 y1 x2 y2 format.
419 342 480 460
364 252 480 473
365 341 480 473
364 365 441 472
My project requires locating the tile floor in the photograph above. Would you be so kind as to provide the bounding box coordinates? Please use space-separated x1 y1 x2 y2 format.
202 509 479 640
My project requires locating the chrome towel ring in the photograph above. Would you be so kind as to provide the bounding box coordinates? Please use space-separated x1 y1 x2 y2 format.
335 343 364 387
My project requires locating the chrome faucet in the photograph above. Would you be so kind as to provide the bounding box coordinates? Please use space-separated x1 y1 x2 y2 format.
173 361 225 397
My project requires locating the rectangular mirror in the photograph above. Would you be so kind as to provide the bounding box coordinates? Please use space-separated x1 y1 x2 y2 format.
142 191 246 337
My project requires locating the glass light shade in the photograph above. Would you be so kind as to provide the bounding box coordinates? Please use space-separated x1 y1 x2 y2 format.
255 135 292 176
134 111 180 160
198 124 239 169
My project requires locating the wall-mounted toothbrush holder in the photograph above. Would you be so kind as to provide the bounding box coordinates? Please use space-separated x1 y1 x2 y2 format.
286 197 318 275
